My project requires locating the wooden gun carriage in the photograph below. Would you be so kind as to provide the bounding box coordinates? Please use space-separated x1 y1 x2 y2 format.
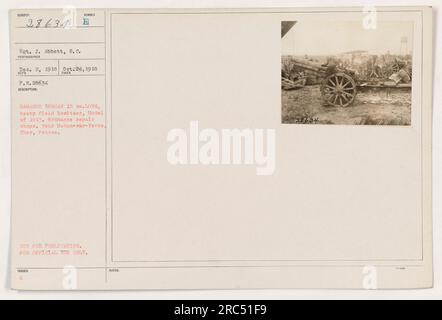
281 21 357 108
281 21 412 108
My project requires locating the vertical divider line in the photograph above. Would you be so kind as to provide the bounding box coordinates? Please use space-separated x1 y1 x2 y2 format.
104 10 108 283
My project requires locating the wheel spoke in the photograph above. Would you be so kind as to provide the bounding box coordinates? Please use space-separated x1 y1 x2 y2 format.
338 96 343 106
323 89 333 96
343 80 352 88
324 85 333 91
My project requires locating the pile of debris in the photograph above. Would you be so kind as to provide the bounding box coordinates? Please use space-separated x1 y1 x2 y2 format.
388 63 412 85
359 59 412 88
281 74 307 90
281 57 325 90
357 55 412 86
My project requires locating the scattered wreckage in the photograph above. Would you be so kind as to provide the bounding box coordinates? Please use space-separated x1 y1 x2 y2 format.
281 57 412 108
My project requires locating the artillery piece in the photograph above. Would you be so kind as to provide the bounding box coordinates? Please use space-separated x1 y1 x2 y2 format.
287 58 358 108
281 21 357 108
281 22 412 109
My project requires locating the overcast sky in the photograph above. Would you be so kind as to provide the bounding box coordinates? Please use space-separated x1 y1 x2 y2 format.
282 20 413 56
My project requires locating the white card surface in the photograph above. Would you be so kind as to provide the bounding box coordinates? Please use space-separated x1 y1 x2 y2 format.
10 7 433 290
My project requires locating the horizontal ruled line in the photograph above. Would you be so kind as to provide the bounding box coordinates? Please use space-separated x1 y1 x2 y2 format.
17 74 105 77
14 42 105 45
16 26 104 29
16 58 105 61
16 265 425 270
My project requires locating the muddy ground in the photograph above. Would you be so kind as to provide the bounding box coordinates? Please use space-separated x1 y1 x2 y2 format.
282 85 411 125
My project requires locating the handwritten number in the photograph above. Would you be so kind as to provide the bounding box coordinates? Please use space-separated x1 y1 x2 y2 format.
44 18 52 28
25 18 72 28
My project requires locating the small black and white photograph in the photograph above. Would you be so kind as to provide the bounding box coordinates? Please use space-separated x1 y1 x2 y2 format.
281 20 413 125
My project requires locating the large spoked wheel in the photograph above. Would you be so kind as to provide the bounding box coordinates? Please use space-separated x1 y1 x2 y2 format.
321 73 357 107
